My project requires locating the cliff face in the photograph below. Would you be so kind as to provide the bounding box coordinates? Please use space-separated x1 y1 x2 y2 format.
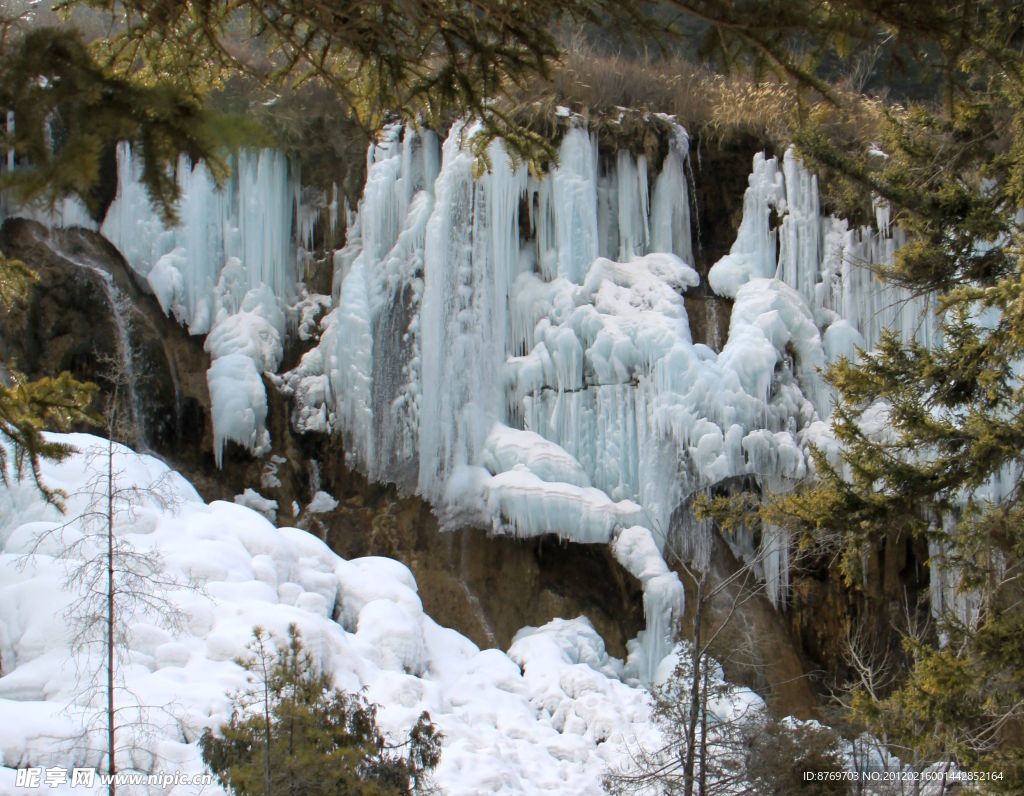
0 124 932 720
0 219 213 463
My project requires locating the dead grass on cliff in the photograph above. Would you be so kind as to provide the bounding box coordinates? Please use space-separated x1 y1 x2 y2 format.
505 38 889 155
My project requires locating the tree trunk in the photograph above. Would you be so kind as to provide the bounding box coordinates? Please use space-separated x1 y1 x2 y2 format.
699 662 709 796
106 436 116 796
263 670 272 796
683 572 705 796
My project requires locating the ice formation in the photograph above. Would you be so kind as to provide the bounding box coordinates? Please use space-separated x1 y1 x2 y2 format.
287 123 710 675
89 119 943 677
708 149 938 356
282 122 948 669
101 144 300 464
0 435 667 795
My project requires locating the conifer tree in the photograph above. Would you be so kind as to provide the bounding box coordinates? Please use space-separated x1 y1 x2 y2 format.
200 625 442 796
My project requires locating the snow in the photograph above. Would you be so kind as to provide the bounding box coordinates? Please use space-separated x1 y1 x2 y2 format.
233 488 278 523
0 435 669 795
305 491 339 515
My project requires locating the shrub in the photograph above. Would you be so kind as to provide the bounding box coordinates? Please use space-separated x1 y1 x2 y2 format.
200 625 441 795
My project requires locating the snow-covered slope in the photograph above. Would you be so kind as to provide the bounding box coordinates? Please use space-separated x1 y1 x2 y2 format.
0 434 691 795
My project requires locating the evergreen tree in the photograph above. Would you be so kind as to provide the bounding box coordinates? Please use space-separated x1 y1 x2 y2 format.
0 0 652 196
0 252 98 505
0 26 231 224
200 626 441 796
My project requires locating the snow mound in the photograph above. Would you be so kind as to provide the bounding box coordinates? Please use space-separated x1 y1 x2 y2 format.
0 434 662 795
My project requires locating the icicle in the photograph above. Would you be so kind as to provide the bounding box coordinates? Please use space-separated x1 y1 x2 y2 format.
101 144 298 462
615 150 648 261
777 148 822 307
707 152 784 297
102 145 298 334
418 128 526 504
650 125 694 266
550 128 599 284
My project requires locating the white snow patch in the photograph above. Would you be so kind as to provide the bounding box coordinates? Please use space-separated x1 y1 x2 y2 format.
0 434 668 795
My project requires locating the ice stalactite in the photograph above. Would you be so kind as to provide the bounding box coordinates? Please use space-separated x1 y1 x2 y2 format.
419 127 525 508
650 127 694 266
101 143 299 464
102 143 298 334
546 127 600 283
316 125 443 484
10 109 961 678
711 147 938 365
708 152 785 298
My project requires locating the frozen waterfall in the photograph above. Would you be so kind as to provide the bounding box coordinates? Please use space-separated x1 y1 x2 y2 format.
92 121 942 680
102 143 300 464
288 121 920 677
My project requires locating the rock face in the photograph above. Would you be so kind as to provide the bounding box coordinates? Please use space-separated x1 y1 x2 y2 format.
0 218 214 469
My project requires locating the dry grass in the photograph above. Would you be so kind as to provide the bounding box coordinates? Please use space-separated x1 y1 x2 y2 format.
503 37 890 162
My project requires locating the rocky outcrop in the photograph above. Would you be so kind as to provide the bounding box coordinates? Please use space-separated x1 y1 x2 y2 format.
0 218 214 470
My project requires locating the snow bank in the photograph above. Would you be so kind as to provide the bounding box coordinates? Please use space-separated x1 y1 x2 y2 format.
0 435 664 795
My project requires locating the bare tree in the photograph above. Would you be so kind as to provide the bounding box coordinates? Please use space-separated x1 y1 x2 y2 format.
606 496 833 795
24 357 186 793
831 590 964 796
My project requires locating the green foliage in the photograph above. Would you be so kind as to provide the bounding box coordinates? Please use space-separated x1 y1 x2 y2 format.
691 489 760 535
0 252 34 305
58 0 650 171
200 626 441 796
0 370 100 505
0 26 228 224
